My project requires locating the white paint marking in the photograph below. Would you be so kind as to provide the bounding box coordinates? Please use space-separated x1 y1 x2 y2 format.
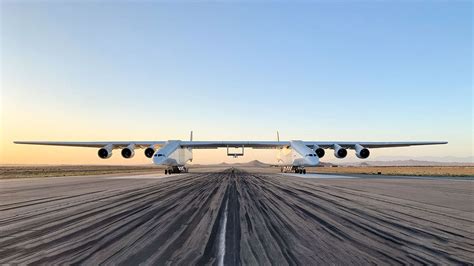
217 198 229 266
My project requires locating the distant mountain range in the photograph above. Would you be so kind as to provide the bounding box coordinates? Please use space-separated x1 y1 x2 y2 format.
366 156 474 164
340 160 473 167
190 158 473 167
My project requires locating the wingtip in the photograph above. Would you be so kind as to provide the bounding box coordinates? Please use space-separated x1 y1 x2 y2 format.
13 141 31 145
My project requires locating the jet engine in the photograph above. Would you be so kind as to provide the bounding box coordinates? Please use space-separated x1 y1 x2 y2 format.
334 144 347 158
355 144 370 159
144 147 155 158
98 147 112 159
314 146 325 158
121 145 135 159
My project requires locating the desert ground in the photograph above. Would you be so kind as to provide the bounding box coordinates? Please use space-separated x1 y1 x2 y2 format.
0 165 159 179
309 165 474 177
1 164 473 179
0 167 472 264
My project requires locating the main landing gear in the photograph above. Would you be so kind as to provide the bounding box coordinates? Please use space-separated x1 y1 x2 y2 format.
296 168 306 174
281 166 306 174
165 166 188 175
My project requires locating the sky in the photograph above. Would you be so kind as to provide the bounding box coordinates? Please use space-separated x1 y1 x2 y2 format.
1 1 472 165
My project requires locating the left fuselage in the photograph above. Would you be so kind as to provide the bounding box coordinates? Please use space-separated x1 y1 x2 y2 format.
152 140 192 166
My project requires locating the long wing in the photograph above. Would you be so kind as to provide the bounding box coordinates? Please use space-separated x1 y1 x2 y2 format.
13 141 166 149
14 140 447 149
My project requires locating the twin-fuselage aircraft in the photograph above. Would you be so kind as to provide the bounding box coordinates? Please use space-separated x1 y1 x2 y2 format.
15 132 447 174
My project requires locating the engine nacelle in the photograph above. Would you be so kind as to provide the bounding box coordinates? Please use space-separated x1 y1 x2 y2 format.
144 147 155 158
314 146 325 158
121 145 135 159
355 144 370 159
334 144 347 159
98 147 112 159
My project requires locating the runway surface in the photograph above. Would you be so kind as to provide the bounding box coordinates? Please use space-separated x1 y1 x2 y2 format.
0 169 473 265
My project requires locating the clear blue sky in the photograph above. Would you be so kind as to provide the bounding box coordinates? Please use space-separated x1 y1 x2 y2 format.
1 1 472 163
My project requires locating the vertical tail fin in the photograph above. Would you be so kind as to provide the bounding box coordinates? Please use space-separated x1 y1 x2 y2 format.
277 131 280 142
188 131 194 161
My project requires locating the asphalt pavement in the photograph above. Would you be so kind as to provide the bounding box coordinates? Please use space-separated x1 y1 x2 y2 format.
0 169 472 264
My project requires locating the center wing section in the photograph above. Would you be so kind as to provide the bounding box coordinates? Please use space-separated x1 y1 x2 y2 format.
179 141 290 149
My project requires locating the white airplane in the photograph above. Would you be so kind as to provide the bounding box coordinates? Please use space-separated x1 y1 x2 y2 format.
14 132 447 174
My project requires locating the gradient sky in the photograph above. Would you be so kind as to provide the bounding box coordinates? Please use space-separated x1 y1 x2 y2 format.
1 1 472 165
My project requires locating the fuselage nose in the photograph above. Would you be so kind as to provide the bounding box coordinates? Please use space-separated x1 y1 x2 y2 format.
153 154 166 165
305 156 319 166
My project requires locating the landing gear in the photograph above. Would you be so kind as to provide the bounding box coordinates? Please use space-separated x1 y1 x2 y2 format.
294 167 306 174
281 166 306 174
165 168 176 175
165 166 188 175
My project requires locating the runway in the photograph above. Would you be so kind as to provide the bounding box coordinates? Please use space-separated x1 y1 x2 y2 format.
0 169 472 264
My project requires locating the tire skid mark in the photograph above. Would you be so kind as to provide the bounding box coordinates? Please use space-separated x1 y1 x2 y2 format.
300 184 474 245
74 174 218 264
111 173 224 265
298 184 474 242
0 181 189 250
18 174 213 262
0 175 199 226
265 176 471 243
319 184 473 223
0 173 214 264
246 173 389 264
254 172 473 264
